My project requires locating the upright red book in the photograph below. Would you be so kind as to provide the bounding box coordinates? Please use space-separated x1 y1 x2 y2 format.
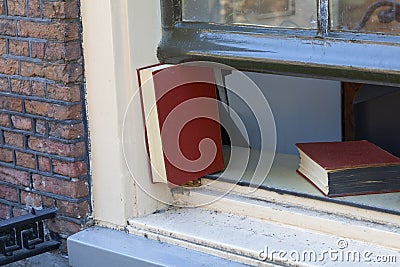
296 140 400 197
138 64 224 186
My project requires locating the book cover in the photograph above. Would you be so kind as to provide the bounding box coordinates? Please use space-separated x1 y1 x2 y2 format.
296 140 400 197
138 64 224 186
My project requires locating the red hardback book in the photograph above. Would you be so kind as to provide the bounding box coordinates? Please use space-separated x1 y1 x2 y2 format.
296 140 400 197
138 64 224 186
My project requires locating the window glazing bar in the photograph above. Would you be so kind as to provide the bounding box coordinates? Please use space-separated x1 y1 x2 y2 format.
318 0 329 36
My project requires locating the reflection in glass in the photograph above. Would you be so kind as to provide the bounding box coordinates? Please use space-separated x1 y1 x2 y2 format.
331 0 400 35
182 0 318 29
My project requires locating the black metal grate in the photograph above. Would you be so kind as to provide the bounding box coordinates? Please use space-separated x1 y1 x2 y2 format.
0 208 60 265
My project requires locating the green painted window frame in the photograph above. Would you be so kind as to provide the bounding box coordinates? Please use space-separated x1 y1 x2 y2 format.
158 0 400 85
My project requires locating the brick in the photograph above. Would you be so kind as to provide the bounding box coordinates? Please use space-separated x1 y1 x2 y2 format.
0 96 23 111
0 147 13 162
42 0 79 19
28 137 85 157
44 42 63 61
31 81 46 97
53 160 87 178
45 63 83 83
16 151 36 169
13 207 29 217
25 100 81 120
35 119 46 135
45 198 89 218
43 64 66 82
42 196 54 207
58 200 90 218
31 41 45 59
11 79 31 95
0 19 16 36
20 61 45 78
45 41 82 61
18 21 79 41
0 203 10 219
65 41 83 61
38 156 50 172
47 84 81 102
0 165 30 186
4 131 24 147
0 38 6 54
21 61 83 83
0 185 18 202
9 39 29 56
11 115 32 131
27 0 41 17
21 190 42 208
0 58 18 75
49 122 84 140
0 112 10 126
0 1 5 15
33 174 89 198
0 77 9 92
8 0 26 16
46 218 81 235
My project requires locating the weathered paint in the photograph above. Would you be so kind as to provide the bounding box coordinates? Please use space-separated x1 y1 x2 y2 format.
159 0 400 86
128 204 400 266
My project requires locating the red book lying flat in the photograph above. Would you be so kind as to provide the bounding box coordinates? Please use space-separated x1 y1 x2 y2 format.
138 64 224 186
296 140 400 197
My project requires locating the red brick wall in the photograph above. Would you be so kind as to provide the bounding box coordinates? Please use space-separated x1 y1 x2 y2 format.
0 0 90 252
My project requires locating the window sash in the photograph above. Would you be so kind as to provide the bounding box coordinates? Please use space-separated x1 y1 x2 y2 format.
159 0 400 85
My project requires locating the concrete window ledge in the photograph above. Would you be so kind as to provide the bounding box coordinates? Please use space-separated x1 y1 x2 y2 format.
67 226 250 267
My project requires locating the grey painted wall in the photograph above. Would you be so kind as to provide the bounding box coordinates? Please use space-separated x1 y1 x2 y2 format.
225 72 342 155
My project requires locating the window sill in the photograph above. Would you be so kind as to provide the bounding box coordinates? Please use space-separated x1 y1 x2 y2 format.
205 148 400 216
125 145 400 266
126 151 400 266
127 189 400 266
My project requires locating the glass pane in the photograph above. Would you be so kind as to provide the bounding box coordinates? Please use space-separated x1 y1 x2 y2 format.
331 0 400 35
182 0 318 29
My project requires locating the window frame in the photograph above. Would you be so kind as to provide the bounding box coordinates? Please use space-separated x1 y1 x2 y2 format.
158 0 400 217
159 0 400 85
81 0 400 232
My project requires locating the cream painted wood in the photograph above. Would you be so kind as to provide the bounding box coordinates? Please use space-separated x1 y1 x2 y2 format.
81 0 171 226
201 179 400 226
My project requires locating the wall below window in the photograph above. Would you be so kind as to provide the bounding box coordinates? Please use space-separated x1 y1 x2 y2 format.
0 0 90 253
